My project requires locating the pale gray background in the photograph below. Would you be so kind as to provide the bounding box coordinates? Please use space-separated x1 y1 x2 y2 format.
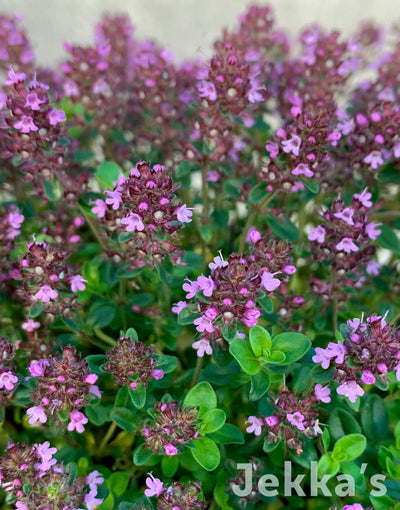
0 0 400 66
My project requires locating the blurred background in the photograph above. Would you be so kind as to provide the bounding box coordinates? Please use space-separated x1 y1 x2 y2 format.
1 0 400 65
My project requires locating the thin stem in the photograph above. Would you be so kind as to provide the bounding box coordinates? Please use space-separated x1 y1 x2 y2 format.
191 356 203 388
163 283 171 311
238 190 278 254
119 278 127 330
94 328 117 346
373 210 400 219
201 156 209 224
331 266 338 332
99 422 118 452
80 207 109 253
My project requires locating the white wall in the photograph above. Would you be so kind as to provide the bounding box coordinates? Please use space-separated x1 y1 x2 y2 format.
1 0 400 65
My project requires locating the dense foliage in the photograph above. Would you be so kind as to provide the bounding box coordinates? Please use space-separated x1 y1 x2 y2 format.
0 5 400 510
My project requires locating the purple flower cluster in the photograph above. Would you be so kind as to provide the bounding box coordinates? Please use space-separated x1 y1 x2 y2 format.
0 15 34 73
142 400 200 456
92 161 193 268
0 337 18 405
313 312 400 402
26 345 101 432
144 473 206 510
176 237 295 356
104 335 164 388
246 384 330 454
0 441 104 510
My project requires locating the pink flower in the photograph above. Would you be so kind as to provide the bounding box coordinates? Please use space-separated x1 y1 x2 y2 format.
5 67 26 85
337 380 364 403
208 254 228 270
48 108 66 125
197 275 216 297
27 405 47 424
246 227 261 244
84 373 98 384
366 259 381 275
312 347 331 369
28 359 49 377
266 141 279 158
22 318 40 332
34 441 57 472
192 339 213 357
363 150 383 169
164 443 178 455
261 271 281 292
91 199 107 218
193 308 218 333
89 385 102 398
105 190 122 210
325 342 347 364
0 371 18 391
314 384 331 403
361 370 376 384
287 412 305 431
86 470 104 491
13 115 38 133
144 473 164 497
336 238 359 253
308 225 326 243
15 502 29 510
172 301 187 314
8 212 24 229
33 285 58 303
24 92 45 110
365 222 382 240
283 264 296 275
246 416 264 436
334 207 354 225
175 204 193 223
281 134 302 156
183 278 200 299
266 415 279 427
198 81 217 101
354 188 372 208
121 213 145 232
151 369 164 380
291 163 313 177
67 410 88 433
70 275 87 292
242 308 261 327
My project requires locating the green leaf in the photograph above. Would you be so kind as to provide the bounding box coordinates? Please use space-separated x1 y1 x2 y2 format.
85 404 111 426
248 182 268 204
110 407 139 432
177 307 200 326
258 295 274 313
262 350 286 364
162 454 179 477
249 326 271 357
265 213 299 242
190 437 220 471
270 332 311 364
317 453 340 478
129 384 146 409
29 301 45 318
378 225 400 255
125 328 138 341
154 354 177 374
95 161 123 188
332 434 367 462
133 444 156 466
87 300 117 329
99 492 114 510
183 381 217 414
328 408 361 442
200 408 226 434
301 177 319 194
156 255 174 285
229 338 260 375
361 394 389 442
107 472 130 497
85 354 107 375
208 423 244 444
221 321 237 342
249 369 271 400
43 177 63 201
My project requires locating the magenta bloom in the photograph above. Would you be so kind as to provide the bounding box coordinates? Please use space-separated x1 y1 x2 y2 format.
0 371 18 391
67 410 88 433
48 108 67 125
33 285 58 303
281 134 302 156
22 318 40 332
325 342 347 364
192 339 213 357
27 405 47 424
198 81 217 101
164 443 178 455
87 470 104 491
172 300 187 314
70 275 87 292
354 188 372 208
291 163 313 177
183 278 200 299
308 225 326 243
84 373 98 384
91 199 107 218
242 308 261 327
24 92 45 110
312 347 332 369
121 213 145 232
175 204 193 223
261 270 281 292
246 416 264 436
105 190 123 210
361 370 376 384
336 238 359 253
28 359 49 377
363 150 383 169
334 207 354 225
13 115 38 133
287 412 306 431
365 222 382 240
266 415 279 427
197 275 216 297
8 212 24 229
144 473 164 497
314 384 331 403
337 380 364 403
193 308 218 333
151 369 164 380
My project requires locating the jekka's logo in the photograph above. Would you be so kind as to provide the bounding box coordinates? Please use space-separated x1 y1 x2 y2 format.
232 462 386 497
